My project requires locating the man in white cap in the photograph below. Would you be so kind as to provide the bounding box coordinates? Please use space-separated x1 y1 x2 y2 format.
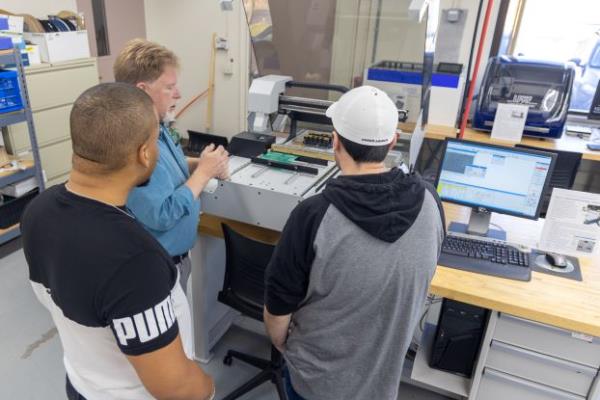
263 86 445 400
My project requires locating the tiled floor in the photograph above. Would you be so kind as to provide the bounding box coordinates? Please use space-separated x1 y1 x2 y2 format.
0 241 450 400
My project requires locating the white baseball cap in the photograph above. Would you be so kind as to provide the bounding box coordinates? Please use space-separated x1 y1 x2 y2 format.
325 85 398 147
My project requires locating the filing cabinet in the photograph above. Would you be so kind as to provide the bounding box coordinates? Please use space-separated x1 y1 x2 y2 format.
2 58 98 186
475 313 600 399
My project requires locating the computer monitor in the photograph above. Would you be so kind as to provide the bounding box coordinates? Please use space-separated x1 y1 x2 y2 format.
589 80 600 121
435 139 557 240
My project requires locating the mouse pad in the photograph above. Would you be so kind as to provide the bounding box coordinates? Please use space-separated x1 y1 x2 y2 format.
530 249 582 281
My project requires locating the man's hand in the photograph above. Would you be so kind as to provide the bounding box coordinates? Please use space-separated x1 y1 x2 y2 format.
127 334 214 400
185 144 229 198
197 143 229 178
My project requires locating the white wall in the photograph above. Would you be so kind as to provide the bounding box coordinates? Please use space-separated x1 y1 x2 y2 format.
144 0 249 138
0 0 77 17
454 0 500 119
439 0 500 79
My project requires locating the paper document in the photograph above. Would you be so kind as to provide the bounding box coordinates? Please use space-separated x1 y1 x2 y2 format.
409 112 425 172
540 188 600 257
491 103 529 142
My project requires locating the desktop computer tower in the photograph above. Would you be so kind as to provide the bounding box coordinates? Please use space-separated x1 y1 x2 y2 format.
429 299 489 377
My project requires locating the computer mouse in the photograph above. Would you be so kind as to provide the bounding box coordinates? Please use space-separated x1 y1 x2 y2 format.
545 252 568 268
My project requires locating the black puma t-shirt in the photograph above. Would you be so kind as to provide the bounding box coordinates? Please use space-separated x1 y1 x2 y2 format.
21 184 193 399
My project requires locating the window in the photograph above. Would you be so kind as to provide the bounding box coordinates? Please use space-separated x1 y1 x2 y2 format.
92 0 110 57
498 0 600 114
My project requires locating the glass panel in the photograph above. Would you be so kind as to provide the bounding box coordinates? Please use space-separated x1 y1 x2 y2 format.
502 0 600 114
241 0 431 107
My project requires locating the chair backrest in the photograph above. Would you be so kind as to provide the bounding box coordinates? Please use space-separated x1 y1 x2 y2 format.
218 223 276 322
515 144 582 216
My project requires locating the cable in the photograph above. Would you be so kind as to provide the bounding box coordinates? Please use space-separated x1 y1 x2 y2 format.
456 0 484 128
175 88 210 119
419 295 443 332
489 223 506 232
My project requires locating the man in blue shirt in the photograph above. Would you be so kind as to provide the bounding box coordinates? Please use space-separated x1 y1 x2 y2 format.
114 39 229 293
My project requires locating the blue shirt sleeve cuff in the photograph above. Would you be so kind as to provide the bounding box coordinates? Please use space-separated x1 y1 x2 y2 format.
176 184 195 207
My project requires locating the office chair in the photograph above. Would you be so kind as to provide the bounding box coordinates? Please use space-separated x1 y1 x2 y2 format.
515 144 582 217
218 224 287 400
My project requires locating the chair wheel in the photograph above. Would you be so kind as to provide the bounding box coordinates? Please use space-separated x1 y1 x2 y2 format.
223 355 233 366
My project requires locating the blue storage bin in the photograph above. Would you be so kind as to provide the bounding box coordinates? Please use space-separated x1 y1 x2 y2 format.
0 36 13 50
0 69 23 113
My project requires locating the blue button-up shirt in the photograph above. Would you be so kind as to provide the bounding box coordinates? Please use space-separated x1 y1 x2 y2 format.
127 124 201 256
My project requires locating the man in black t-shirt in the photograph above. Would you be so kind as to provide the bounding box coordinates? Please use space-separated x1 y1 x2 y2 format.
21 83 214 400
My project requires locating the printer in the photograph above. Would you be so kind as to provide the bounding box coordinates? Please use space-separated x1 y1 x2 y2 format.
473 56 575 139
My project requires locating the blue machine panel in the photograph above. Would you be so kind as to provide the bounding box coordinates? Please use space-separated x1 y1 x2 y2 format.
367 61 462 89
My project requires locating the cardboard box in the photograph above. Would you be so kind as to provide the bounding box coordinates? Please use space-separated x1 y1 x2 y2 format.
0 146 9 165
23 31 90 63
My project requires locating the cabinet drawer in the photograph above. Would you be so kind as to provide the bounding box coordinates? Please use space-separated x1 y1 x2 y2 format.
494 313 600 368
486 340 596 397
39 140 72 179
7 105 72 153
477 368 584 400
46 173 68 188
26 64 98 111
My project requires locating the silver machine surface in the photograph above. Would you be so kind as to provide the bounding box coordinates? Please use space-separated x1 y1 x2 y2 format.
200 154 337 231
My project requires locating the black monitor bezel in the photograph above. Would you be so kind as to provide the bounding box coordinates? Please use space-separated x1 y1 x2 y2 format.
434 138 557 220
588 80 600 121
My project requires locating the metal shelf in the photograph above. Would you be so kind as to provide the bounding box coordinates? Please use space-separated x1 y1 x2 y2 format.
0 49 17 66
0 224 20 244
0 110 27 127
0 166 36 188
0 49 44 246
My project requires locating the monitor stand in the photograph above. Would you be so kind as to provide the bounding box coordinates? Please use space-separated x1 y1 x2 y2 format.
448 207 507 241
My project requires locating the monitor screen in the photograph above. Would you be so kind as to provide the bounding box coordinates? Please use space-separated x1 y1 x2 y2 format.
435 139 556 219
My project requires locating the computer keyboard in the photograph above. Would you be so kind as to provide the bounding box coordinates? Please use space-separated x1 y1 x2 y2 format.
438 234 532 281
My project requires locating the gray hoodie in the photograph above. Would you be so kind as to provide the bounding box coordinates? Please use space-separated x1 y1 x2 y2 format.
265 169 445 400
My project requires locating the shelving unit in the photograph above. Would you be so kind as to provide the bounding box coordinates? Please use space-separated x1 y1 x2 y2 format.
0 48 44 245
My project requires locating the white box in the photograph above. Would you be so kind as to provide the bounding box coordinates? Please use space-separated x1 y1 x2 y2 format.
0 14 24 33
0 32 23 46
23 31 90 63
22 44 41 65
429 76 466 127
0 176 38 197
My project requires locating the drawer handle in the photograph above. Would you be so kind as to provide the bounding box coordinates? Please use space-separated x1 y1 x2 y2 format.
484 368 585 400
499 314 597 343
491 341 597 376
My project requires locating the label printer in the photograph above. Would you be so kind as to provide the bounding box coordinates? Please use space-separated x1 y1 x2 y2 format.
473 56 575 139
